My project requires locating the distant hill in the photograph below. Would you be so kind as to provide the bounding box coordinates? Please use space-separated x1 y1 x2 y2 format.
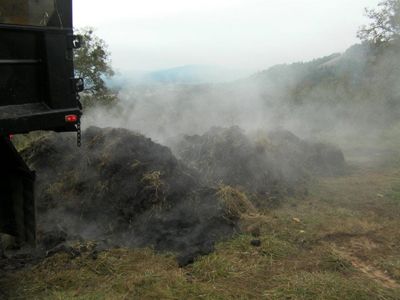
250 42 399 106
108 65 252 87
250 45 371 89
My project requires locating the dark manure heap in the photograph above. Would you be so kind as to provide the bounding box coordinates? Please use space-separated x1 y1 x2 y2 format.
21 127 237 265
267 129 346 177
19 126 345 264
169 126 346 205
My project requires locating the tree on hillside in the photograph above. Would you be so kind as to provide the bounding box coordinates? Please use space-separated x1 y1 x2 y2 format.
74 27 117 107
357 0 400 44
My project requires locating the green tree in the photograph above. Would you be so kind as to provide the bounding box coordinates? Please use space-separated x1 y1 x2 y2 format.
74 27 117 107
357 0 400 44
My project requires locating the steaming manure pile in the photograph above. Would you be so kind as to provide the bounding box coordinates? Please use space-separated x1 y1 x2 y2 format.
170 126 346 205
19 126 345 264
21 127 237 264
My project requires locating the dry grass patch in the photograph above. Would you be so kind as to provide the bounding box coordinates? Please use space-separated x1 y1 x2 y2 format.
0 248 201 300
264 271 398 300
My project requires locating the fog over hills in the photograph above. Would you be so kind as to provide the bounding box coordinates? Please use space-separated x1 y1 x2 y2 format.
108 65 253 87
91 40 400 166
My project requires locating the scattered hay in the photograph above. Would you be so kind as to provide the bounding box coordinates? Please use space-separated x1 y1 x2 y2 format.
141 171 166 205
216 185 257 221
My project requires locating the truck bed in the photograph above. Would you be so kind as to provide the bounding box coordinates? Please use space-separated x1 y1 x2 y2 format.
0 102 49 119
0 102 80 134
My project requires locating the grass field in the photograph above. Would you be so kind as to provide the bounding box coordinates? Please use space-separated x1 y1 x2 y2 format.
2 157 400 299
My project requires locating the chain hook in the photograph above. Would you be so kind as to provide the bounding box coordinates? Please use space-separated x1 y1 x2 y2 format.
76 119 81 147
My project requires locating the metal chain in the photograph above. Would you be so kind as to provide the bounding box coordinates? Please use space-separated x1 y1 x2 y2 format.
77 119 81 147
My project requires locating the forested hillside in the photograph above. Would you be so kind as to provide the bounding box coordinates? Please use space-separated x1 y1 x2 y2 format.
251 41 400 132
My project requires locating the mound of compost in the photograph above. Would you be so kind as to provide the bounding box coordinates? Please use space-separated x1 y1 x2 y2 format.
17 126 345 264
169 127 346 203
267 129 346 176
21 127 236 264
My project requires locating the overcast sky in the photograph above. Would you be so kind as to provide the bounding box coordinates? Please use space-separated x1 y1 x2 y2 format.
74 0 380 73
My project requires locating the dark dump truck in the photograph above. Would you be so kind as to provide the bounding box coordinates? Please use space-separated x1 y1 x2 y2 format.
0 0 82 248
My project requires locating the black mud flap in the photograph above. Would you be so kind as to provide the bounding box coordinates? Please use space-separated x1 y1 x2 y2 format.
0 137 36 246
